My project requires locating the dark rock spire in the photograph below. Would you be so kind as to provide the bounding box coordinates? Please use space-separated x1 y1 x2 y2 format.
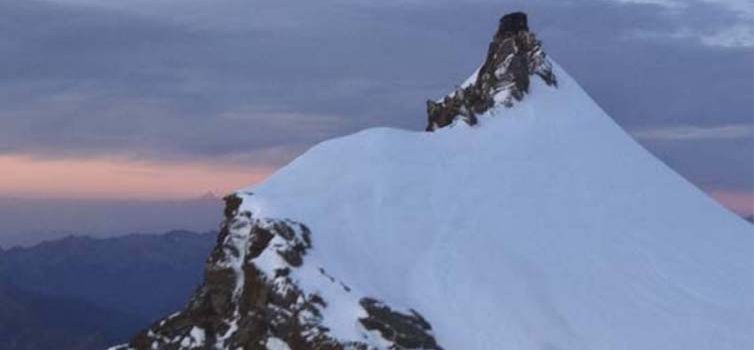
426 12 557 131
499 11 528 32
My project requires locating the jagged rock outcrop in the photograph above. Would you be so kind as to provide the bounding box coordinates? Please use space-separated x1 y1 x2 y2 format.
359 299 442 349
425 12 557 131
114 194 442 350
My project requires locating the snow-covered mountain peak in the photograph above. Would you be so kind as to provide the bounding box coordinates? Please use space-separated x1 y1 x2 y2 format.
426 12 557 131
114 11 752 350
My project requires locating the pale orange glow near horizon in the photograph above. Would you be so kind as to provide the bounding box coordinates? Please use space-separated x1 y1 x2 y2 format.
0 155 751 216
0 155 276 200
709 190 754 216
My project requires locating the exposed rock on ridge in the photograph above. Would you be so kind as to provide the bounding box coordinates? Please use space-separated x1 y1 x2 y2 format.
426 12 557 131
115 194 443 350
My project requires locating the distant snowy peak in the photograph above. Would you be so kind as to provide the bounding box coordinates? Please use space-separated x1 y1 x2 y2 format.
426 12 557 131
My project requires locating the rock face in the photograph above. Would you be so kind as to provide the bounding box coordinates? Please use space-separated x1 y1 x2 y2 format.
425 12 557 131
115 194 443 350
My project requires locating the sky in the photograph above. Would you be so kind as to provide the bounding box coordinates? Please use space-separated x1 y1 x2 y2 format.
0 0 751 243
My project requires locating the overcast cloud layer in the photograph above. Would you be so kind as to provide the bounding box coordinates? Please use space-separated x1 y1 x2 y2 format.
1 0 752 197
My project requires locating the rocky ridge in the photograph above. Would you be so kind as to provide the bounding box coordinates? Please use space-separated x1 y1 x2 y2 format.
426 12 556 131
114 194 443 350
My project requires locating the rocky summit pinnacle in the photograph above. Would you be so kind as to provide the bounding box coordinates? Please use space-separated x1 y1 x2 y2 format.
425 12 557 131
499 11 528 32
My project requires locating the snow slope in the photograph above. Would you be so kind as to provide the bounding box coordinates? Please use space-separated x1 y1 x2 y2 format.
237 61 753 349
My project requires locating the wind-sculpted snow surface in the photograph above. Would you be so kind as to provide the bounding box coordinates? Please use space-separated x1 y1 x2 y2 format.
231 60 752 350
117 11 752 350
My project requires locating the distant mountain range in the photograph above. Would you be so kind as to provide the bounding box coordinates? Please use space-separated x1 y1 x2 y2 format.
0 230 215 349
0 195 222 248
0 283 140 350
